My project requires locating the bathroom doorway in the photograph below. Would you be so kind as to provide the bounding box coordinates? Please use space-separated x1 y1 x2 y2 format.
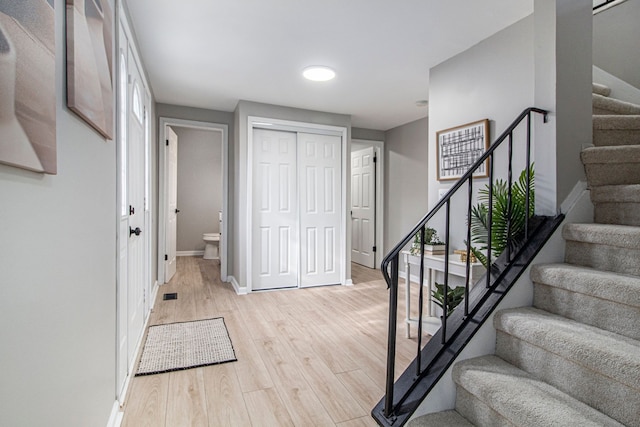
158 118 229 284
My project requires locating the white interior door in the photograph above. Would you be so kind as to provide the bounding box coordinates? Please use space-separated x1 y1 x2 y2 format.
298 133 342 287
126 53 146 369
351 146 376 268
251 128 298 290
116 31 129 396
165 126 178 282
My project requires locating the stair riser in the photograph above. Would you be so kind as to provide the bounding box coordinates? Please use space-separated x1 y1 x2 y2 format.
565 241 640 276
496 332 640 427
595 202 640 226
593 106 639 115
455 388 514 427
593 129 640 146
533 283 640 340
584 163 640 186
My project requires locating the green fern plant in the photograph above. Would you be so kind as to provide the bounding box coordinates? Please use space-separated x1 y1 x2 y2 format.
470 166 535 268
431 283 465 315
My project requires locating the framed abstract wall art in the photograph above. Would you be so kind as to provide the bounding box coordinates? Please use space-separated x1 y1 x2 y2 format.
66 0 114 139
436 119 489 181
0 0 57 174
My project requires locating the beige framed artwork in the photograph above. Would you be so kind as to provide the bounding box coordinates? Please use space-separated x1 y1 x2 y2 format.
436 119 489 181
0 0 57 174
66 0 114 139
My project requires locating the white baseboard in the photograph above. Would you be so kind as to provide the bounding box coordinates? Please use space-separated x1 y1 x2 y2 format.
177 250 205 257
150 280 159 310
344 279 354 286
106 400 123 427
228 275 248 295
560 180 589 214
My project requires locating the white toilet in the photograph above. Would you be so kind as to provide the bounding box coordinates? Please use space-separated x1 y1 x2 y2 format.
202 233 220 260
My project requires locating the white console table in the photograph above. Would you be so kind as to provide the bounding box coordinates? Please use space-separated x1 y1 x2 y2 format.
402 250 485 338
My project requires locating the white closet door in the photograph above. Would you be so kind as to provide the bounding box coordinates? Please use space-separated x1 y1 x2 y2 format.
252 129 298 290
298 133 342 287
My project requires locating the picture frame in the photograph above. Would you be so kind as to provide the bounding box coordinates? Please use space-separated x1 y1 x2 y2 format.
436 119 490 181
66 0 114 139
0 0 57 174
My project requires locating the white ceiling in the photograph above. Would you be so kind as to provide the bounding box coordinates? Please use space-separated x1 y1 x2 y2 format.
125 0 533 131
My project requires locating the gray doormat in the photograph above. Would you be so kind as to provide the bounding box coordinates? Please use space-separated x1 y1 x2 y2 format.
136 317 237 376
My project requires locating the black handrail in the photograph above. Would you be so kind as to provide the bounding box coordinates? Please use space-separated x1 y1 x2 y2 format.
593 0 622 12
380 107 548 419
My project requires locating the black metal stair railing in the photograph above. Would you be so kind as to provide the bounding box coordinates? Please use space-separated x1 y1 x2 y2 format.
593 0 622 12
378 108 548 423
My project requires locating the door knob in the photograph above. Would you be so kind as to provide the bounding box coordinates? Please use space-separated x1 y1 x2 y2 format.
129 227 142 236
175 209 180 213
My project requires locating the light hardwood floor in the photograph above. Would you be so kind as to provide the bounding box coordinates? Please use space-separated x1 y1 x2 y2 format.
121 257 430 427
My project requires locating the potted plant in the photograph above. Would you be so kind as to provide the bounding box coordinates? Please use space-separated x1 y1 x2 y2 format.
410 226 445 255
470 166 535 267
431 282 465 315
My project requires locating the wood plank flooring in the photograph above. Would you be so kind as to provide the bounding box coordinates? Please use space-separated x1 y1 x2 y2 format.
121 257 431 427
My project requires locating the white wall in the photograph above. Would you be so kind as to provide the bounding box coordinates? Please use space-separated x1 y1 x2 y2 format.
428 15 535 250
593 0 640 89
0 2 117 425
173 127 222 252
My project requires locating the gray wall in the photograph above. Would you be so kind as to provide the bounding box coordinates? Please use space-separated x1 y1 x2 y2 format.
173 127 222 252
593 0 640 89
0 2 116 425
428 15 535 248
233 100 351 288
352 127 385 141
384 117 429 256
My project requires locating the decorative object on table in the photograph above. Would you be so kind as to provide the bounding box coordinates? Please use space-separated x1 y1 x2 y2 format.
0 0 56 174
470 166 535 268
454 249 477 263
66 0 114 139
431 282 465 315
136 317 237 376
437 119 489 181
410 226 445 255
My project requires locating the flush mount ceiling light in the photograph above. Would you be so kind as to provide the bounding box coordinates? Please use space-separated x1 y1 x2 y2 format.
303 66 336 82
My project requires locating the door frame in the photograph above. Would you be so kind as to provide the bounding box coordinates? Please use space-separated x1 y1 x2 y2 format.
115 5 153 405
351 139 385 269
158 117 229 284
246 116 349 292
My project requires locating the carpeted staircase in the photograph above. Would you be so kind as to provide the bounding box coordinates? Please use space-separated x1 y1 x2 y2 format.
409 83 640 427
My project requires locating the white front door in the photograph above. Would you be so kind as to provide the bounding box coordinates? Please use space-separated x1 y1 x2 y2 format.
298 133 342 287
350 146 376 268
116 31 129 395
126 53 146 369
251 129 298 290
165 126 178 282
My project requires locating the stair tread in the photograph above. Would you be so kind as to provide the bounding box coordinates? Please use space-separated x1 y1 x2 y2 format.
453 355 624 427
581 144 640 164
531 263 640 308
408 410 473 427
494 307 640 391
591 184 640 203
593 93 640 114
562 222 640 248
593 114 640 130
593 83 611 97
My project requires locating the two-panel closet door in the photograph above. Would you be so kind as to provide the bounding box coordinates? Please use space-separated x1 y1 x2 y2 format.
252 129 342 290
